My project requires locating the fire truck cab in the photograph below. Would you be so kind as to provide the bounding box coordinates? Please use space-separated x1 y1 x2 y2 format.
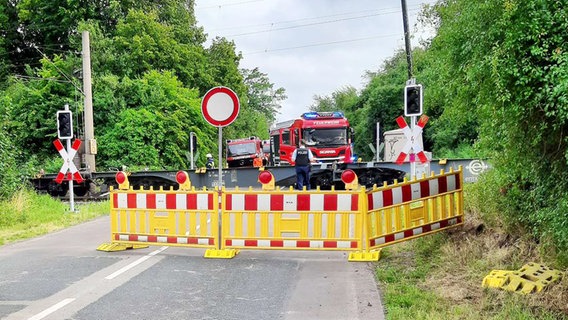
226 136 267 168
269 111 353 165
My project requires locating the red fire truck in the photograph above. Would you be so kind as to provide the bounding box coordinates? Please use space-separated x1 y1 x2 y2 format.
269 111 353 165
226 136 268 168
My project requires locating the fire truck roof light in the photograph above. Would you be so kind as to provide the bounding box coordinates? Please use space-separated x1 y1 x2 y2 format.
301 111 344 120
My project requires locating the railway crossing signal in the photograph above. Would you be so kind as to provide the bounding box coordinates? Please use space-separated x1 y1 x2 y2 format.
57 110 73 139
404 84 423 117
395 115 429 165
53 139 84 184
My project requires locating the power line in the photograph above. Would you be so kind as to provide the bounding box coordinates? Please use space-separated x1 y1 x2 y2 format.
196 0 264 10
225 10 416 38
14 74 72 83
244 33 402 55
207 5 420 33
207 6 422 39
33 45 84 96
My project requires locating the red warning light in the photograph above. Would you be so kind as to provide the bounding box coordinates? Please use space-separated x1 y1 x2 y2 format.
341 170 356 184
116 171 126 184
176 171 187 184
258 171 273 184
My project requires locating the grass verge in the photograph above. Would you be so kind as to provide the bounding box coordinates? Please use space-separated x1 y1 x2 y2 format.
374 212 568 320
0 189 109 245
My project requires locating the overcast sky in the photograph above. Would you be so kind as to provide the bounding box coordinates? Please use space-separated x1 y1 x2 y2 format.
194 0 436 123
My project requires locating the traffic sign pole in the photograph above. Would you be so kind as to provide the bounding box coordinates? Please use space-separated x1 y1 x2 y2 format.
410 115 416 179
53 137 84 213
66 137 75 212
201 86 240 251
189 132 195 170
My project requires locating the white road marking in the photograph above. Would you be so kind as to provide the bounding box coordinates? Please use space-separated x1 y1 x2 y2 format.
105 246 168 280
28 298 75 320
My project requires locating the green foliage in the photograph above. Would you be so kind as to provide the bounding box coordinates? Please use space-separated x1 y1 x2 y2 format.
242 67 286 123
0 125 21 198
346 51 411 160
0 189 109 245
0 0 275 185
310 85 358 114
97 70 216 169
96 9 210 91
421 0 568 267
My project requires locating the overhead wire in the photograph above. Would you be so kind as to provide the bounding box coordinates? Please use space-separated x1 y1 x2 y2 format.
33 45 84 96
198 2 426 55
225 10 413 38
244 33 402 55
206 5 415 32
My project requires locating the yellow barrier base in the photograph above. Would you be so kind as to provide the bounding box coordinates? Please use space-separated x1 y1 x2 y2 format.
97 242 149 252
204 249 239 259
482 263 564 294
348 250 381 262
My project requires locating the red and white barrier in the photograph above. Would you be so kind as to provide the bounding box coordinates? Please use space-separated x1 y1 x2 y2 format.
114 234 214 245
113 192 214 210
225 239 358 249
367 172 460 210
225 193 359 212
369 216 462 246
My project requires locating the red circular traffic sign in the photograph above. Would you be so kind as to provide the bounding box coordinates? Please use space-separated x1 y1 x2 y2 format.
201 87 240 127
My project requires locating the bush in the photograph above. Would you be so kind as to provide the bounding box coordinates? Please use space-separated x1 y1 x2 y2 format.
468 166 568 268
0 132 22 199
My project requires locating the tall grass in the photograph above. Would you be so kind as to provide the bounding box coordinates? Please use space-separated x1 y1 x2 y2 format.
0 189 109 245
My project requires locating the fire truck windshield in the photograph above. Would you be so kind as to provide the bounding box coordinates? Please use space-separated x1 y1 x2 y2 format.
227 143 257 157
303 128 347 147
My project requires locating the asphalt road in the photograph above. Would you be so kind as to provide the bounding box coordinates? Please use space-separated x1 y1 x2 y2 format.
0 216 385 320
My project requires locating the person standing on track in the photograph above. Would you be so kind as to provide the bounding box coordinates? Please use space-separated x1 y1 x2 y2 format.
291 141 314 190
206 153 215 169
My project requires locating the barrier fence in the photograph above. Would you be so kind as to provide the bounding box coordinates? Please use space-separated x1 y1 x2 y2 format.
97 186 219 252
221 188 364 252
366 169 463 251
98 167 464 261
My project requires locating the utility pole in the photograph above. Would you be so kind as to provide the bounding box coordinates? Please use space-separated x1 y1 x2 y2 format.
82 31 96 172
401 0 413 79
401 0 419 178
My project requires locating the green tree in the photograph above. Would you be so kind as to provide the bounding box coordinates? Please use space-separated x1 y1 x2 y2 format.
423 0 568 263
309 85 358 114
345 51 413 160
94 9 209 91
0 55 81 161
98 70 216 170
242 67 286 123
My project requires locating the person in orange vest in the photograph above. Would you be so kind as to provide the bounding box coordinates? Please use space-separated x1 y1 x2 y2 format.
253 156 263 167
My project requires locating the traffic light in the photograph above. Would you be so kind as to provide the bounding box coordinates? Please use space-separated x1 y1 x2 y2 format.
404 84 423 117
56 110 73 139
190 134 198 152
